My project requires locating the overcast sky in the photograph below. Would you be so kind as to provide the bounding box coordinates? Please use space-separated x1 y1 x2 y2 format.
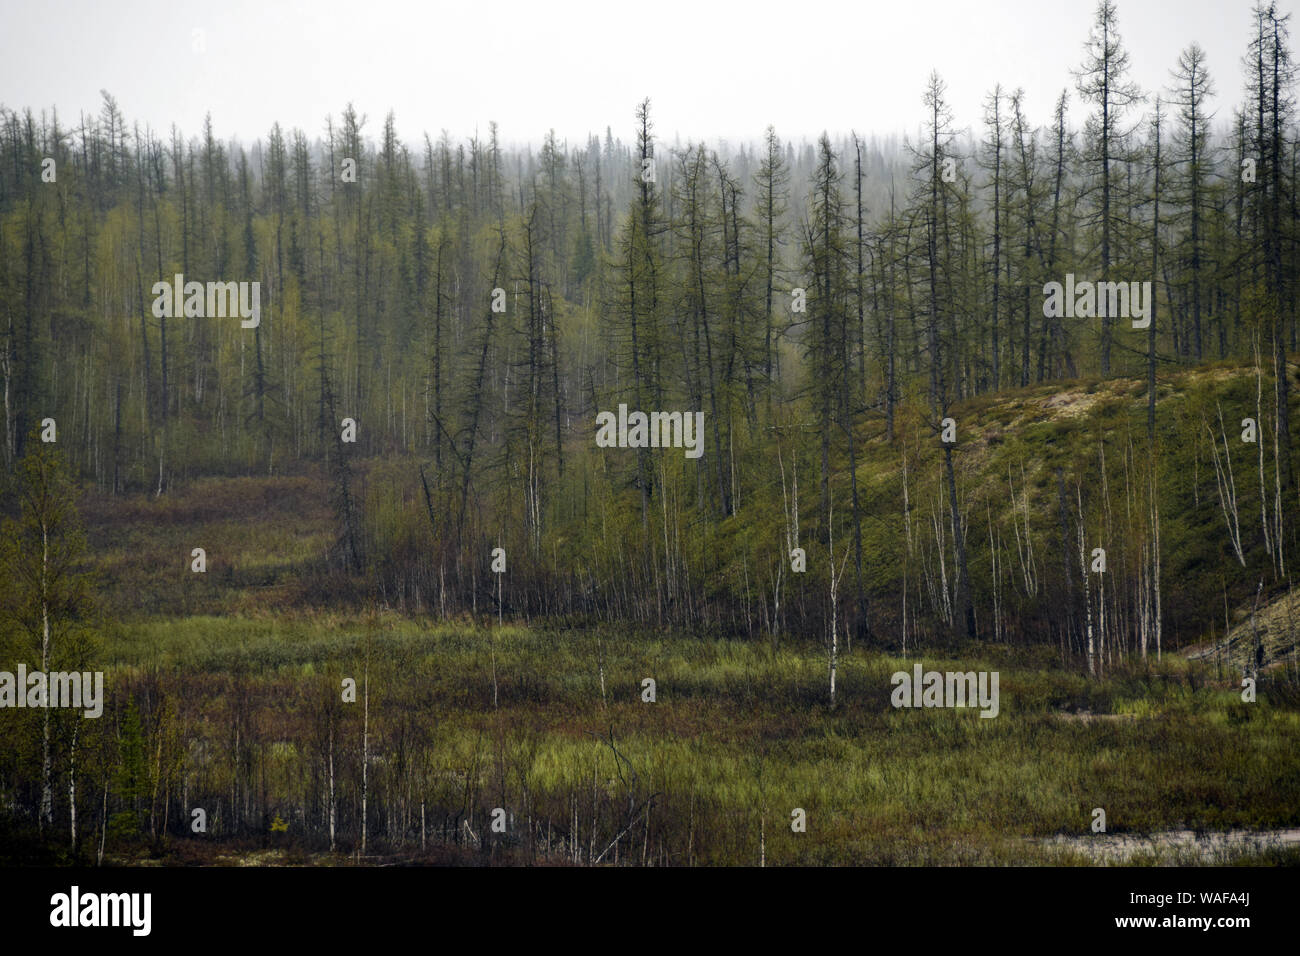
1 0 1294 149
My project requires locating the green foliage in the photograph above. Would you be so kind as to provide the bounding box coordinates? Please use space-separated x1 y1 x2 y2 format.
109 698 149 840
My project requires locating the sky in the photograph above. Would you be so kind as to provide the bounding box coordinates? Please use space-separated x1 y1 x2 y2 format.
1 0 1294 150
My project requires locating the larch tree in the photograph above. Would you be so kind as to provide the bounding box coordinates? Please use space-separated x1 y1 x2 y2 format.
1169 43 1216 364
754 125 790 414
1075 0 1144 376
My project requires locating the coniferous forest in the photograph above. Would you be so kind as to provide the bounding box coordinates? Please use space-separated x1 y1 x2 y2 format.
2 0 1300 878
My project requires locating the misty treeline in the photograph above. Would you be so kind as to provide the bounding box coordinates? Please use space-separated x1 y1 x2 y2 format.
0 0 1298 865
1 0 1297 659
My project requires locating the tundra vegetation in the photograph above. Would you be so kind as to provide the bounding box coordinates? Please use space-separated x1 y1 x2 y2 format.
1 1 1298 865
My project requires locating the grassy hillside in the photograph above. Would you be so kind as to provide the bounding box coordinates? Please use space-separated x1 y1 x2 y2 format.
77 358 1298 658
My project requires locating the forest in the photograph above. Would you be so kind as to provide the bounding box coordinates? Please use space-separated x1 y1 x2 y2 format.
0 0 1298 865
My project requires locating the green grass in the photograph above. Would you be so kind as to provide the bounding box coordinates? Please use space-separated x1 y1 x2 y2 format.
87 613 1300 865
